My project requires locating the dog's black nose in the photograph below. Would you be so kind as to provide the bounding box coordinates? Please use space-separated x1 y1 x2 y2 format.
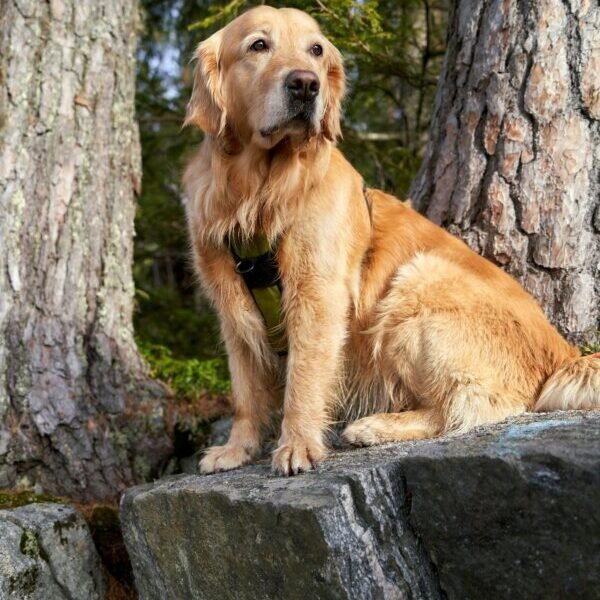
285 70 320 102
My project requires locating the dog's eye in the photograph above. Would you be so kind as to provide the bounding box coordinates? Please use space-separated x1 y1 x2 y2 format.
310 44 323 57
250 39 269 52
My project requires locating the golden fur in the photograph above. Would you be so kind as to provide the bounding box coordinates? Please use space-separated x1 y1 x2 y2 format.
183 6 600 476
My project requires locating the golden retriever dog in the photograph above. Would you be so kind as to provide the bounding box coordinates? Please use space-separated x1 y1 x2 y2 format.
183 6 600 476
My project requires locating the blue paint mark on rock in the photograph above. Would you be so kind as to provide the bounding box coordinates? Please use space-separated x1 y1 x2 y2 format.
500 418 569 440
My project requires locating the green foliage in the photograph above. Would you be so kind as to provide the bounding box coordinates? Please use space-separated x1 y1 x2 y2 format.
135 0 220 362
185 0 448 192
188 0 247 31
134 282 221 360
138 340 231 397
0 491 64 511
134 0 448 366
580 331 600 356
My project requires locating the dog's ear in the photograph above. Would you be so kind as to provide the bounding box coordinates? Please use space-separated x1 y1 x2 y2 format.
184 31 226 136
322 43 346 141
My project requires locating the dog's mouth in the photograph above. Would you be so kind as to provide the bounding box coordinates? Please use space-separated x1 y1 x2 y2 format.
260 107 315 139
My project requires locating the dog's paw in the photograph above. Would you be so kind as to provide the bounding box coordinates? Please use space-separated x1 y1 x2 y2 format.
342 418 383 447
199 444 254 474
271 438 325 476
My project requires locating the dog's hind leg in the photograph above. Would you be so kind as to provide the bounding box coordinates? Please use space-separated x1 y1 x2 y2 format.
342 408 441 446
343 383 527 447
440 380 527 435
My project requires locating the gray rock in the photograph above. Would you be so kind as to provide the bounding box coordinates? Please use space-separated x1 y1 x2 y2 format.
121 411 600 600
208 416 233 447
179 417 235 475
0 503 105 599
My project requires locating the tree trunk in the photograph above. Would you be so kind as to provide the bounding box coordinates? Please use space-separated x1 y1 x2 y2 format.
0 0 171 501
411 0 600 343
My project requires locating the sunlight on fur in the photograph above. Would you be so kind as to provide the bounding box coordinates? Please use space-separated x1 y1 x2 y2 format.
182 6 599 477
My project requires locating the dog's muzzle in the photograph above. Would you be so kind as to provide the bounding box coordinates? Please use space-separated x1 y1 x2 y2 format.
259 71 321 138
285 70 319 121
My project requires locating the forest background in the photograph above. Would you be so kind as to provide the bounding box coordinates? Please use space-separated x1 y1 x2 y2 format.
134 0 449 399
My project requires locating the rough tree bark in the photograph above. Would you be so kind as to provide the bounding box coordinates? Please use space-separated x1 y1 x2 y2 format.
411 0 600 343
0 0 171 501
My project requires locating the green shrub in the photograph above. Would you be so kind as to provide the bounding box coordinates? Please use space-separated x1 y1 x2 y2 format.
580 333 600 356
138 340 231 398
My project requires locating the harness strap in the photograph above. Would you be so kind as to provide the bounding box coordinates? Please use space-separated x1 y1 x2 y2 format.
228 181 373 356
228 234 287 355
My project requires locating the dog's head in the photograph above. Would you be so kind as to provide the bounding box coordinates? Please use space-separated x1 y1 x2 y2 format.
185 6 345 148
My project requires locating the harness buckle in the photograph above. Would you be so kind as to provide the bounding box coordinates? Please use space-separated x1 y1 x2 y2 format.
235 258 255 275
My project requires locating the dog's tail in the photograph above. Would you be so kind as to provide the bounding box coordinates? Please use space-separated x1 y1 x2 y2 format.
535 353 600 412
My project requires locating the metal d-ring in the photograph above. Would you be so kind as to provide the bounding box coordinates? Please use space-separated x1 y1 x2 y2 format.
235 258 255 275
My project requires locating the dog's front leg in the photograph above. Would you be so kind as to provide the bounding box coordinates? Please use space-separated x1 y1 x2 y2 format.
200 345 278 473
195 247 279 474
272 278 348 476
200 321 279 474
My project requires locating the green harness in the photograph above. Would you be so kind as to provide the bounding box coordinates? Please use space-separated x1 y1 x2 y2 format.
228 183 372 356
228 234 288 355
